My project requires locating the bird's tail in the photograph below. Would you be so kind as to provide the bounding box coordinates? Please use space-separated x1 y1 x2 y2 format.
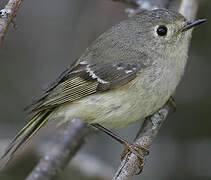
0 108 57 169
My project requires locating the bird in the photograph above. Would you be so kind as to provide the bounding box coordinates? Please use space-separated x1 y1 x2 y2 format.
0 9 206 168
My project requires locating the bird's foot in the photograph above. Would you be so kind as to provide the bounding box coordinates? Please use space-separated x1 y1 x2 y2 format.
121 142 149 174
90 123 149 174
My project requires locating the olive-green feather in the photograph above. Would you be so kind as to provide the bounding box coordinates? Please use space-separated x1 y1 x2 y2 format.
33 76 99 112
0 108 57 168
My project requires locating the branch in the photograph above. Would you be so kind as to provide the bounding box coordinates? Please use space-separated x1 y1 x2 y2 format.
26 119 91 180
0 0 22 46
113 0 199 179
70 153 114 180
112 0 172 17
112 0 170 8
179 0 198 19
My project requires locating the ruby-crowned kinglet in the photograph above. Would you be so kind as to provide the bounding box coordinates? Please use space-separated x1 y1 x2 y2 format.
0 9 205 167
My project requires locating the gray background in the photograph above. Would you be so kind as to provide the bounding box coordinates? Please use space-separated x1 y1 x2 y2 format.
0 0 210 179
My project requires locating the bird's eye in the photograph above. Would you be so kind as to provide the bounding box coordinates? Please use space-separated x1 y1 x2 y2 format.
156 25 168 36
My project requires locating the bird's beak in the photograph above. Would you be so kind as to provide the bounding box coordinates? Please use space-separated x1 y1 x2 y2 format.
176 18 206 34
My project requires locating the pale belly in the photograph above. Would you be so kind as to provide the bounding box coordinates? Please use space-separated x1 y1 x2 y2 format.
52 66 179 128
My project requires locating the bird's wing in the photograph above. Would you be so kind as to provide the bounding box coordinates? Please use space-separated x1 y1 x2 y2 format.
29 59 146 112
0 58 146 166
25 16 151 113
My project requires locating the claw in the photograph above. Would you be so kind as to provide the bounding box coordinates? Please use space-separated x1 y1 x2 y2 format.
134 144 149 156
135 165 143 175
91 124 149 175
120 142 149 171
121 148 130 161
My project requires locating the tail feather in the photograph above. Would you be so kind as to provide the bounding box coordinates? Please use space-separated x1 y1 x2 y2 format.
0 108 57 169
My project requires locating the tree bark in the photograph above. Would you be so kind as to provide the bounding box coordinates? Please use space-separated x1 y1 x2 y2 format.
26 119 91 180
0 0 22 46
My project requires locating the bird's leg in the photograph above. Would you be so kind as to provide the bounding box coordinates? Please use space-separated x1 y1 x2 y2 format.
91 124 149 167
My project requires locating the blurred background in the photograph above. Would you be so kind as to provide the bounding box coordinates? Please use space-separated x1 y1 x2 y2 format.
0 0 210 179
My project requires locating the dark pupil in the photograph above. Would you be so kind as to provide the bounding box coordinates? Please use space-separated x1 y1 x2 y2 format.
157 25 168 36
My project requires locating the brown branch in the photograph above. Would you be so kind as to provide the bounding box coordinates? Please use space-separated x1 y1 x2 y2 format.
0 0 22 46
113 0 199 179
26 119 91 180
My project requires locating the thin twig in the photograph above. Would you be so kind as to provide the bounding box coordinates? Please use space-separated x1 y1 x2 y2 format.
112 0 199 179
26 119 91 180
0 0 22 46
